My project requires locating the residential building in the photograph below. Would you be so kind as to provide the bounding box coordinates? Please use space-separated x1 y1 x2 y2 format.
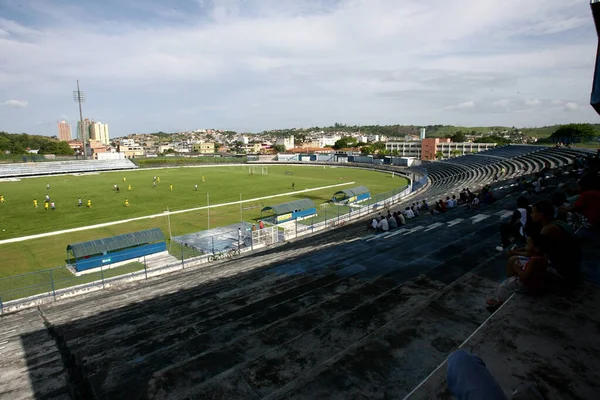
89 121 110 145
118 142 145 159
236 136 249 145
276 135 295 150
57 121 72 141
239 143 262 153
158 144 174 154
385 138 496 161
318 135 341 148
76 118 92 141
192 142 215 154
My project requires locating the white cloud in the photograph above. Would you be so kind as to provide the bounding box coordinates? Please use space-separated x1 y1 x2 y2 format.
1 99 29 108
0 0 597 135
456 101 476 109
524 99 542 107
492 99 511 108
563 102 579 112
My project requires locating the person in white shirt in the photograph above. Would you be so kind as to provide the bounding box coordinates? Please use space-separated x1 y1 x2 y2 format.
377 216 389 232
404 207 415 219
370 218 378 231
446 196 455 208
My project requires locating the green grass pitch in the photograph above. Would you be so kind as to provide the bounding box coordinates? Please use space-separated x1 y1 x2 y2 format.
0 165 407 278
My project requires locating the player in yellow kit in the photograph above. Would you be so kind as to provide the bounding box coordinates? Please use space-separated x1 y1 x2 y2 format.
0 195 4 203
169 184 173 191
202 175 205 183
44 201 49 210
33 199 38 208
124 198 130 207
123 177 127 182
87 199 92 208
128 184 132 191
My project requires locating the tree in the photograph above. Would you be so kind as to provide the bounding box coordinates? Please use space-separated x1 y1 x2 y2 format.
360 146 374 155
333 136 358 149
435 151 444 160
53 141 74 155
552 124 598 142
450 131 467 143
450 149 462 157
474 135 510 146
272 144 286 153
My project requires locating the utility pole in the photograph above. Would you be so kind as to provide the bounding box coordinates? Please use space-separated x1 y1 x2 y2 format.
73 80 87 159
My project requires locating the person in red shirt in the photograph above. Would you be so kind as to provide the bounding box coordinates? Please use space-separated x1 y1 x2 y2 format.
560 173 600 239
259 220 265 230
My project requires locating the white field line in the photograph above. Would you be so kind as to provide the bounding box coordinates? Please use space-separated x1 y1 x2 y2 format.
0 181 355 245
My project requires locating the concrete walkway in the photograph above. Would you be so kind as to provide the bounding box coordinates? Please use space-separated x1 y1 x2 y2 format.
0 181 355 245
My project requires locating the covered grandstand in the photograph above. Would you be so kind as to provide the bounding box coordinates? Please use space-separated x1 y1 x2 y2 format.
331 185 370 204
261 198 317 223
0 158 137 178
66 228 166 272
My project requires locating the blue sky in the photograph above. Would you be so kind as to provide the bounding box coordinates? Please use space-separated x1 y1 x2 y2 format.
0 0 598 138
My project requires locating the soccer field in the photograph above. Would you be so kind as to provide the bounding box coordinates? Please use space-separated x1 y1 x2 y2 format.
0 165 407 277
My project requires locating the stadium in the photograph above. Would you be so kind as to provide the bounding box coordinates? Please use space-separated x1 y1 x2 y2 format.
0 141 598 399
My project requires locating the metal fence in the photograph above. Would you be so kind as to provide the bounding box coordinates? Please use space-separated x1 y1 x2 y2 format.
0 165 428 314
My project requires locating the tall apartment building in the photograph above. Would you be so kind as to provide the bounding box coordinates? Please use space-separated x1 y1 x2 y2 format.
89 121 110 145
77 119 110 145
57 121 72 141
76 118 92 141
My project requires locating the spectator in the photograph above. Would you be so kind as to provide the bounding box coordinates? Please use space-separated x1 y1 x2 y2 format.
404 207 415 219
497 196 530 251
377 216 389 232
459 189 468 205
446 350 507 400
451 195 458 206
438 199 447 213
509 200 581 287
388 214 397 230
488 234 547 308
560 173 600 240
446 196 455 208
394 211 406 226
421 200 429 211
482 190 495 205
411 205 419 217
368 218 378 231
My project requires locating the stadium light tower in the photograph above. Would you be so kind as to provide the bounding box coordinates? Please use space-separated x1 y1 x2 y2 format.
73 80 87 159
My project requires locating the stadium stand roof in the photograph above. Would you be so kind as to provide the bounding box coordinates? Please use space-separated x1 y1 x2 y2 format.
261 198 316 215
67 228 165 259
332 186 370 198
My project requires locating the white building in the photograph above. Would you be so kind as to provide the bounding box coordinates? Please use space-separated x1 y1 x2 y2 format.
276 135 295 150
318 135 340 148
89 122 110 145
419 128 426 140
236 136 249 145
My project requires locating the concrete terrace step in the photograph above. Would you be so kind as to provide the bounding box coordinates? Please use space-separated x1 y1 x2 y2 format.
52 212 506 396
137 216 506 398
409 282 600 400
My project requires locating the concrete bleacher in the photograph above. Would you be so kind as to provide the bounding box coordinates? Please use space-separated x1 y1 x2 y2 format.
0 159 137 178
0 147 596 399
